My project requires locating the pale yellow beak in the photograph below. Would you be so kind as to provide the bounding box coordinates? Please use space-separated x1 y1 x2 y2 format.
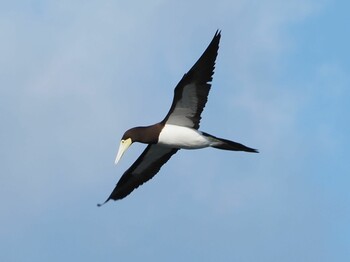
115 138 132 165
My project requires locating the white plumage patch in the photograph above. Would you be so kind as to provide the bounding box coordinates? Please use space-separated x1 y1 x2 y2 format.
158 124 211 149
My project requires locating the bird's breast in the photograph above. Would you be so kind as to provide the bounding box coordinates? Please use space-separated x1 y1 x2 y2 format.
158 124 210 149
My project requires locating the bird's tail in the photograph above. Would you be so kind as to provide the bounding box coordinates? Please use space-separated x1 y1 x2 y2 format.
203 132 258 153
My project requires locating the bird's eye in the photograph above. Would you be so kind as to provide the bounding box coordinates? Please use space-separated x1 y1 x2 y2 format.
121 140 125 143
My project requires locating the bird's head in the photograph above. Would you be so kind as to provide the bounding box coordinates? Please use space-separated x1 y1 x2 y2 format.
114 130 134 165
114 126 159 164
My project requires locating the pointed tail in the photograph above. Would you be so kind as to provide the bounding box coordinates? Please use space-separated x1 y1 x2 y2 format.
204 133 259 153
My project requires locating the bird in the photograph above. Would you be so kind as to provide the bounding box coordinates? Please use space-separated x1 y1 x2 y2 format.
98 30 258 206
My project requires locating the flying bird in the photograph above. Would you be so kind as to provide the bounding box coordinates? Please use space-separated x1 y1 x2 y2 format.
98 31 258 206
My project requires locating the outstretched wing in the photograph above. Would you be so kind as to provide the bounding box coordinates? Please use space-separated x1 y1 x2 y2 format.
99 145 178 204
162 30 221 129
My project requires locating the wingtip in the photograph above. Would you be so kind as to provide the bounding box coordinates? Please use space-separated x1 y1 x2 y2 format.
97 198 109 207
213 29 221 40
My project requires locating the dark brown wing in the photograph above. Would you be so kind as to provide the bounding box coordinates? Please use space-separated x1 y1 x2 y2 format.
162 30 221 129
99 145 178 204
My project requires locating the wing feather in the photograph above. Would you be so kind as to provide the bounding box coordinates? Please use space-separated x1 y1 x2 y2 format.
162 30 221 129
100 145 178 203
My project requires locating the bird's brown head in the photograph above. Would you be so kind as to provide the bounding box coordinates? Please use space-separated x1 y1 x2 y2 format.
115 126 161 164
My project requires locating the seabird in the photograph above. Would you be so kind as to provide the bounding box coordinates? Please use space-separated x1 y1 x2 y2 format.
98 30 258 206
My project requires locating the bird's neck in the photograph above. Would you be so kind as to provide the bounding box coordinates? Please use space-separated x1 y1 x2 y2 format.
130 123 163 144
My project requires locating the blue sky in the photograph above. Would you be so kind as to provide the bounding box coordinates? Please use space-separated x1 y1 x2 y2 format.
1 0 349 261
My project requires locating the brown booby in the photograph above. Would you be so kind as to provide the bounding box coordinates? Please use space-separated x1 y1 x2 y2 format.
98 31 258 206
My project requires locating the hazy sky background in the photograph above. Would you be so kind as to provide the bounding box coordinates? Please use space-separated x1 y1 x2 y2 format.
1 0 349 261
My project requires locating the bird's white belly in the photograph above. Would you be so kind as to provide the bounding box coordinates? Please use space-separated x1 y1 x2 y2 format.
158 124 210 149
